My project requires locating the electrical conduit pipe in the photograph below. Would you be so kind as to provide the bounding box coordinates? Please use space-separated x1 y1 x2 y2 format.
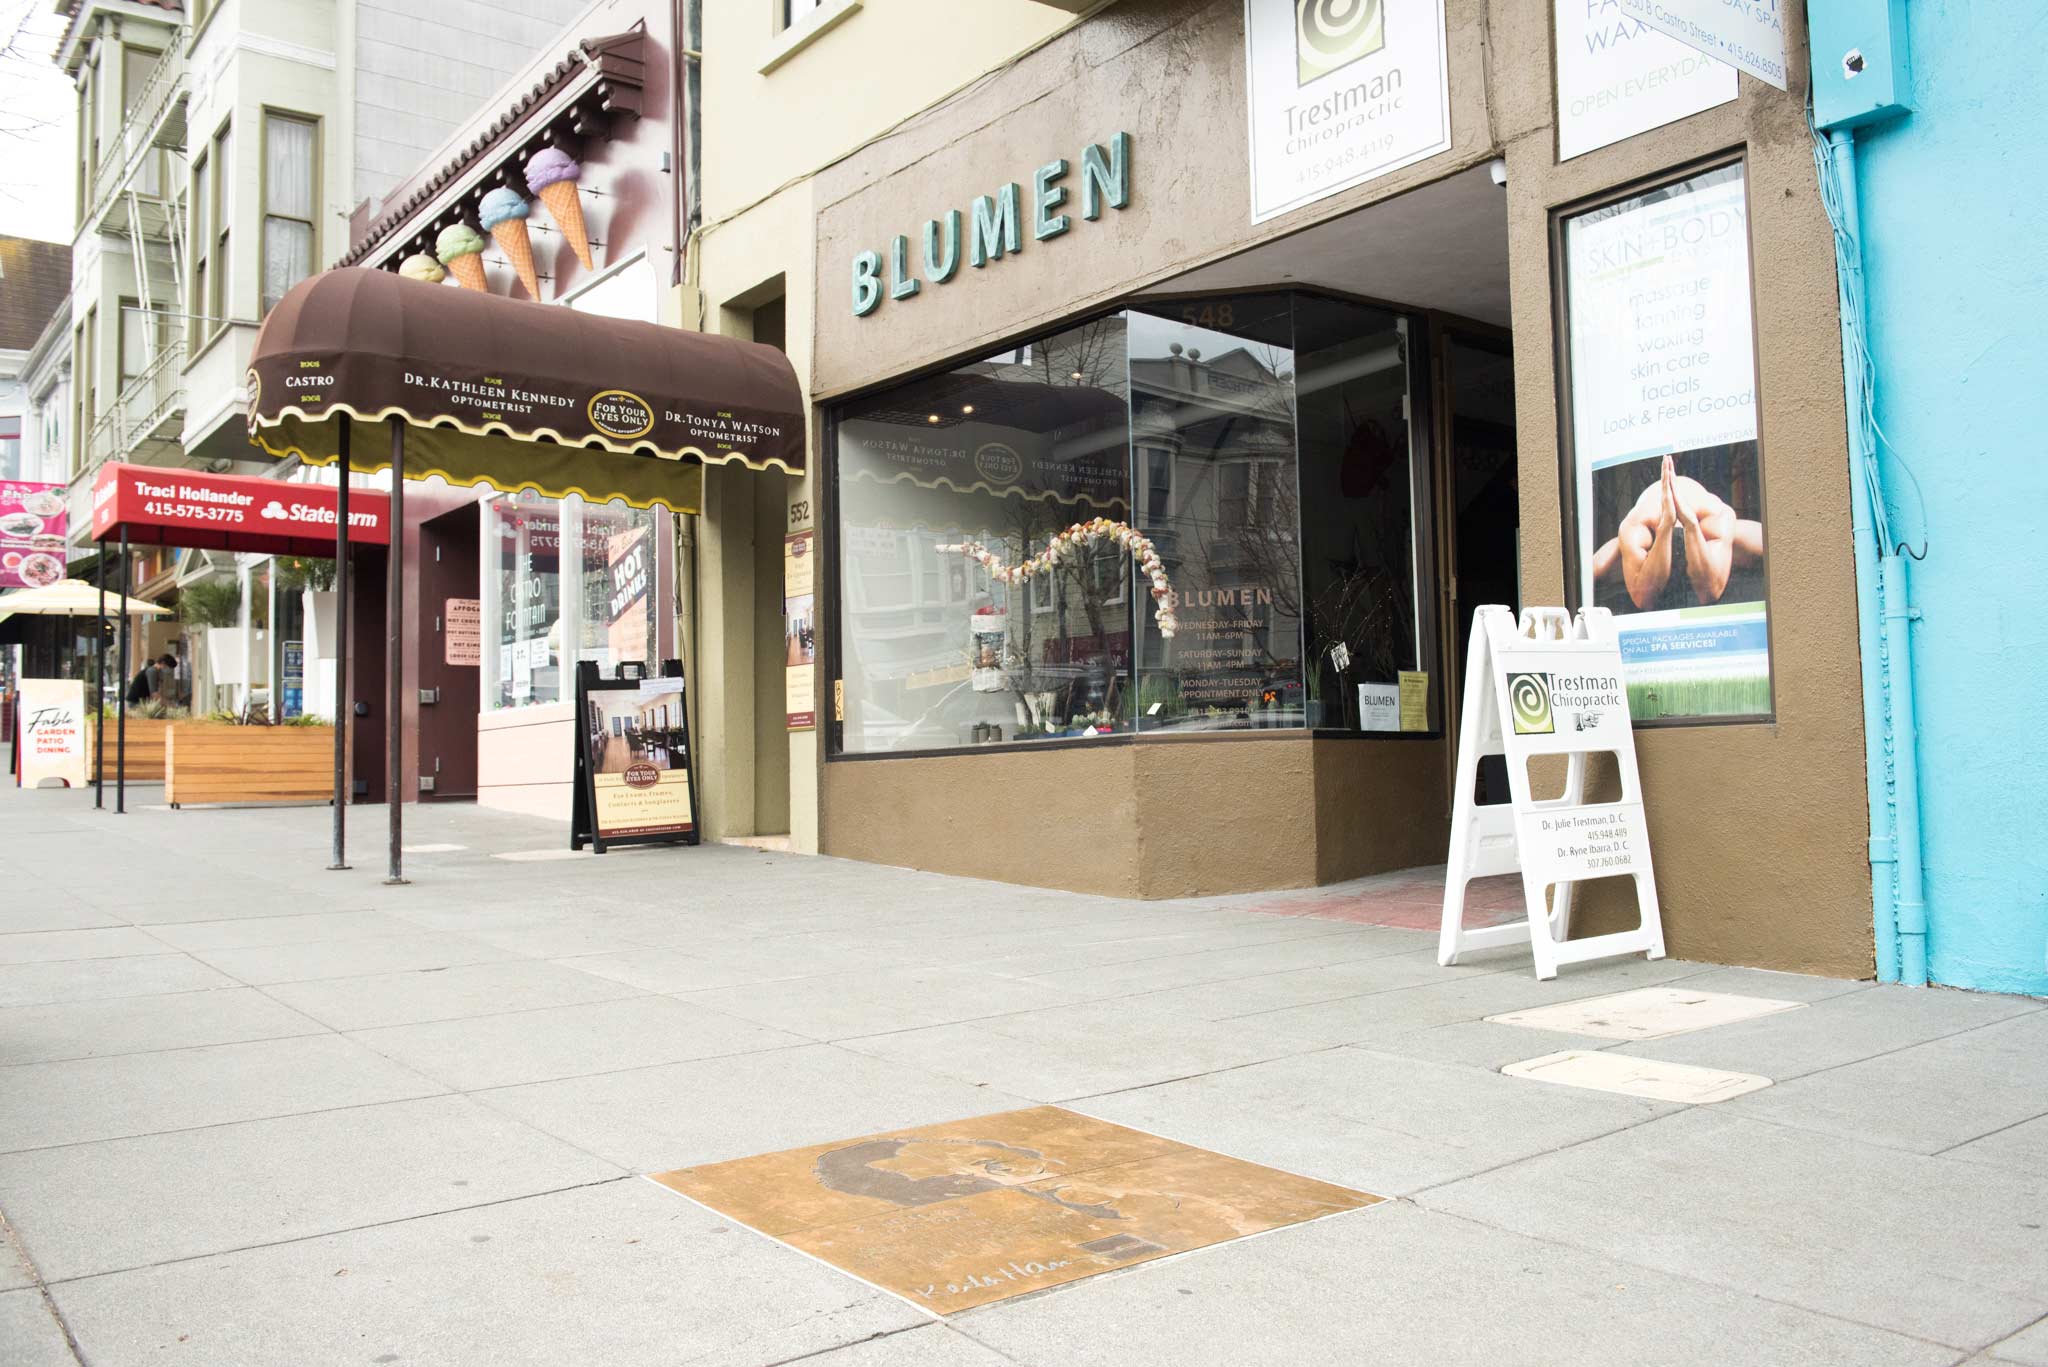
1823 128 1927 985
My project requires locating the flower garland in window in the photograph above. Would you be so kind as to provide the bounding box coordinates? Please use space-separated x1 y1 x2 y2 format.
938 518 1178 637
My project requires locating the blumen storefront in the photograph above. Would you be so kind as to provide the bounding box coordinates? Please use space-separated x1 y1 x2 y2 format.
801 0 1874 978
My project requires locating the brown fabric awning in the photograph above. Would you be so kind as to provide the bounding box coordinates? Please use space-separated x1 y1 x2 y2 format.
245 269 805 511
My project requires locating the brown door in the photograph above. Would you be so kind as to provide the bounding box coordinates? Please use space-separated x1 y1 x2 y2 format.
417 504 481 801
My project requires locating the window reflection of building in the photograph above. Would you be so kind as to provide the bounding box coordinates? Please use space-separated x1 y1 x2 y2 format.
831 292 1436 754
836 316 1133 753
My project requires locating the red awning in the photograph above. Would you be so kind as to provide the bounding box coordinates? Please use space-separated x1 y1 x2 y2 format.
91 463 391 556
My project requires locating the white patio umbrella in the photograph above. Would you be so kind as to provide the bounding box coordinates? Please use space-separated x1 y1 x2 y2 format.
0 578 170 619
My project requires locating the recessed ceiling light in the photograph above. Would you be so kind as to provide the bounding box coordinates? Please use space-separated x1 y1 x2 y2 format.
961 404 975 414
927 414 941 424
1070 370 1084 381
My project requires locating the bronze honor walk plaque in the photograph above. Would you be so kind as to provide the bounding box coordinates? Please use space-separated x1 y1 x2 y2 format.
648 1106 1381 1314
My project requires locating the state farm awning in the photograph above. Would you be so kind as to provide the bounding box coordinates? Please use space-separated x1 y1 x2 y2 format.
244 268 806 511
92 462 391 556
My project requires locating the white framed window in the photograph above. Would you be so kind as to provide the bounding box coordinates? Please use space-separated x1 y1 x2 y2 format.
262 112 318 316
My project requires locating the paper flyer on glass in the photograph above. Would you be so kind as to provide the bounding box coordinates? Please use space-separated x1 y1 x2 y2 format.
1 482 69 590
1564 163 1770 720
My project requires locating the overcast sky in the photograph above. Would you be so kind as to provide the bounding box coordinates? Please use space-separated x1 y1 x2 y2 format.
0 0 79 245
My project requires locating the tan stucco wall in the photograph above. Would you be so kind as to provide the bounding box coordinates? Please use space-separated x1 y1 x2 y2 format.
820 735 1453 901
1494 2 1870 977
799 0 1872 977
692 1 1098 852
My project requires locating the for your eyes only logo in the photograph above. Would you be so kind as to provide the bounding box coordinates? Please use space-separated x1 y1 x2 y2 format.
1297 0 1385 84
1507 672 1554 735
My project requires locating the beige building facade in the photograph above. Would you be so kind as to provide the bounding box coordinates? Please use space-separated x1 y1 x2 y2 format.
683 0 1871 978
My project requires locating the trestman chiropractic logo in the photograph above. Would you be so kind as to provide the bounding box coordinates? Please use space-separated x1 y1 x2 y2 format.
1297 0 1385 84
1508 672 1554 736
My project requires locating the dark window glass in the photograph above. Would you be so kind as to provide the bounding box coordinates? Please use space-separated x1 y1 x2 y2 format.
1293 295 1431 731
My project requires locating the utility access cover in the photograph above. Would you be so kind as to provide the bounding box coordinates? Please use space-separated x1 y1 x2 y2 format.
1486 987 1804 1040
648 1106 1380 1314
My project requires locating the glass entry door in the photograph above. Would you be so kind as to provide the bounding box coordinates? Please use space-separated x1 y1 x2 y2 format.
1435 329 1518 803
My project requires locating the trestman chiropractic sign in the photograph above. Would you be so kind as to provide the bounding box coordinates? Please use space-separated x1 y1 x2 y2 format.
1243 0 1451 223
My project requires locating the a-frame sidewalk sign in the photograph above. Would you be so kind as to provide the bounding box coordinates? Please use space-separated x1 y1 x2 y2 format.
1439 605 1667 980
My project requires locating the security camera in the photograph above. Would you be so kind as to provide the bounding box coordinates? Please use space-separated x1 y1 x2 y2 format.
1488 159 1508 188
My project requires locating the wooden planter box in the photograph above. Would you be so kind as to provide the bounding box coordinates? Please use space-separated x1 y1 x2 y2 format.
88 717 174 782
165 723 335 807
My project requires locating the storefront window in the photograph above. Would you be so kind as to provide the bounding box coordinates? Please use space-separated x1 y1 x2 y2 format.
482 493 662 710
576 501 659 673
1129 297 1303 731
835 316 1133 752
486 494 563 708
1293 296 1431 732
829 291 1437 756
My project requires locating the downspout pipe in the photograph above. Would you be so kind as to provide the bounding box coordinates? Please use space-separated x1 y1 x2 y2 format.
1824 128 1927 985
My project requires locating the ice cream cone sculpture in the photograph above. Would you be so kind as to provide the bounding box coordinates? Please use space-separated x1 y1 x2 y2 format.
479 188 541 300
398 253 446 285
524 148 593 271
435 223 490 292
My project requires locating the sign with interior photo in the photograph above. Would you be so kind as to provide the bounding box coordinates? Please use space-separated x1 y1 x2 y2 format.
1562 162 1770 721
784 532 817 730
16 678 87 788
0 481 69 589
572 660 698 852
1243 0 1451 223
1554 0 1736 161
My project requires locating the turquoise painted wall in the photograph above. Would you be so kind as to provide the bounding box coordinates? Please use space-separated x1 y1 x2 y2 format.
1853 3 2048 995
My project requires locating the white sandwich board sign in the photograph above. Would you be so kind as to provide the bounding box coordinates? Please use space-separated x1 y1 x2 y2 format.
16 678 89 789
1439 605 1666 979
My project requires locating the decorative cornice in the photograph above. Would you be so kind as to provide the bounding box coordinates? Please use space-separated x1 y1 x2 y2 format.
338 29 647 270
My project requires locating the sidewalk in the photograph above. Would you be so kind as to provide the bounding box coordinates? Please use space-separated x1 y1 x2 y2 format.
1 781 2043 1366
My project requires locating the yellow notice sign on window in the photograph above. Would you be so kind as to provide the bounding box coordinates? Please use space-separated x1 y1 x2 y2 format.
1398 671 1430 732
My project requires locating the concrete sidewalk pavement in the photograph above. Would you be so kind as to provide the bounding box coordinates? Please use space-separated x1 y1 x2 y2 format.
1 782 2044 1366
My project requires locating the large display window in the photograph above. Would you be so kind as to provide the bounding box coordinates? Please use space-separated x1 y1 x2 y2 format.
829 290 1437 756
481 493 662 711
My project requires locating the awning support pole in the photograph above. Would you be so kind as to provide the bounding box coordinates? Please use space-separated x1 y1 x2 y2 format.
330 421 352 870
116 528 129 815
385 417 407 885
95 540 107 809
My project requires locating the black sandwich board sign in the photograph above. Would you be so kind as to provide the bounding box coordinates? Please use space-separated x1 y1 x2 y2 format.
572 658 700 853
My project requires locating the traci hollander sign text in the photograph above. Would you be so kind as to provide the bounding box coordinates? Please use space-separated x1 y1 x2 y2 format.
1243 0 1451 224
